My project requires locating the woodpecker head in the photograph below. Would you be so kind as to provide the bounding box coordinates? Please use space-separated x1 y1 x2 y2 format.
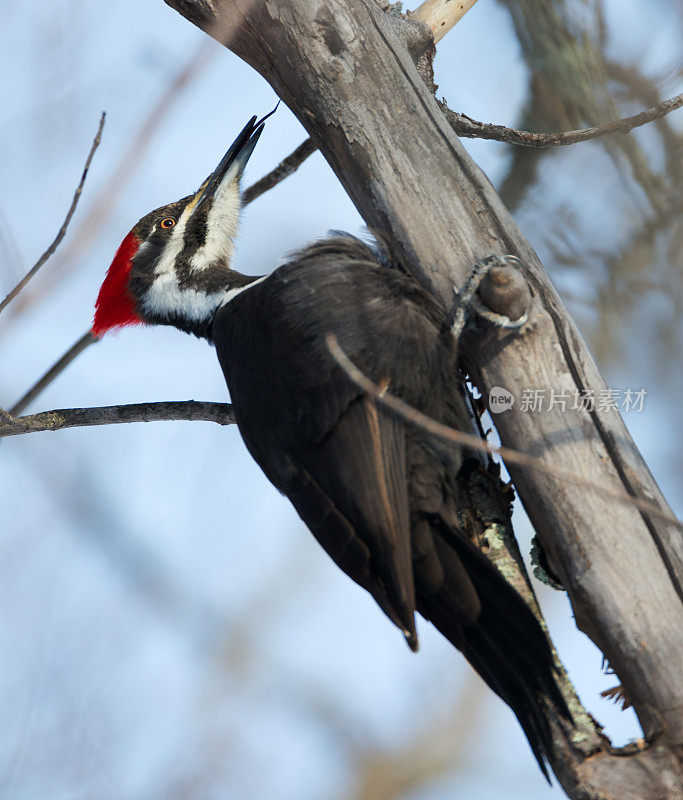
93 112 272 340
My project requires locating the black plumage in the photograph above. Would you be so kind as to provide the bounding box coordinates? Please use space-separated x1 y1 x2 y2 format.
212 236 568 777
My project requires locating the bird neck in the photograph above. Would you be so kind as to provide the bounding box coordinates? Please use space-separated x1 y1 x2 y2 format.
140 266 264 341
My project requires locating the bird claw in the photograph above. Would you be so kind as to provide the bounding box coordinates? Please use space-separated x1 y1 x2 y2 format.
451 254 528 341
467 295 528 329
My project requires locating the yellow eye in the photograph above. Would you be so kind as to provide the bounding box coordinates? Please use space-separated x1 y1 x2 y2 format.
160 218 176 229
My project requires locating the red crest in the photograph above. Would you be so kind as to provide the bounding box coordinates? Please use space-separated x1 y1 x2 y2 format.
92 232 143 336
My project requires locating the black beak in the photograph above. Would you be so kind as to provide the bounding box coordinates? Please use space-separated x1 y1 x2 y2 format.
195 104 279 209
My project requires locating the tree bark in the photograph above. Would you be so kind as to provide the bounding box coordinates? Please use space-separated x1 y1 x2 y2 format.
163 0 682 795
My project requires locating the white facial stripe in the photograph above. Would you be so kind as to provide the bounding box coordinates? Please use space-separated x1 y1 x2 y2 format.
143 277 230 322
219 274 268 306
154 203 193 280
190 179 241 271
142 273 268 323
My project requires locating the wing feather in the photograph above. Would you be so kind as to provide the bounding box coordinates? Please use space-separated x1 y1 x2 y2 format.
295 393 418 648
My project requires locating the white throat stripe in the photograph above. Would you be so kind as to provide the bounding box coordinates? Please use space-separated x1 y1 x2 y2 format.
190 181 240 271
142 273 267 323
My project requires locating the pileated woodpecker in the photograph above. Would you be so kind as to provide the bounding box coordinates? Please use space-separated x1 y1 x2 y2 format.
94 113 568 776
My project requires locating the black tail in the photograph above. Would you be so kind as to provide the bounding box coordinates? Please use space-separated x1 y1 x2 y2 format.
416 528 570 780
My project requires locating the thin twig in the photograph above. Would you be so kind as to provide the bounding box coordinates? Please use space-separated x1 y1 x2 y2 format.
0 401 234 438
9 331 98 416
242 138 317 206
325 334 683 532
0 112 106 316
410 0 480 43
440 93 683 148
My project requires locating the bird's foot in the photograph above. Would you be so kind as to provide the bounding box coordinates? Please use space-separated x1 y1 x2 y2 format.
452 254 530 340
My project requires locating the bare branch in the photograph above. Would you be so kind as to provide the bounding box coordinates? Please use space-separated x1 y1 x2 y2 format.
325 333 683 532
239 96 683 216
242 137 317 206
0 400 234 438
410 0 480 43
0 112 105 316
9 330 98 416
441 93 683 147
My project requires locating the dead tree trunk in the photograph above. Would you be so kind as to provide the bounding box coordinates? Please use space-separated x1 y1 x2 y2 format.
163 1 682 796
